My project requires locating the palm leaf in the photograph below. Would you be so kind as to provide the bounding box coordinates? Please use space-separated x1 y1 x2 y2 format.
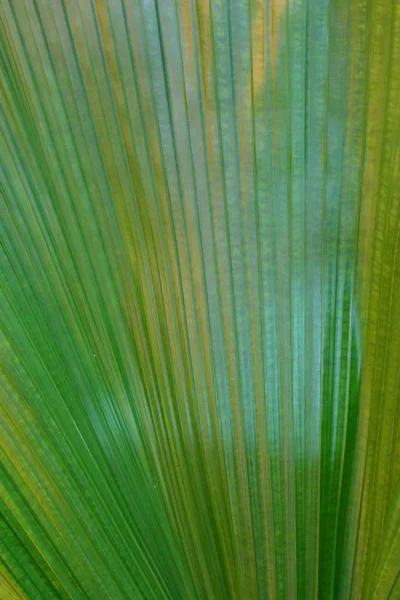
0 0 399 598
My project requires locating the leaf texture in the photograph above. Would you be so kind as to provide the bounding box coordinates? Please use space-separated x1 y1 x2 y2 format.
0 0 399 598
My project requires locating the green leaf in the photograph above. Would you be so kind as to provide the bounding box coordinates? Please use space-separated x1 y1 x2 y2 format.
0 0 399 598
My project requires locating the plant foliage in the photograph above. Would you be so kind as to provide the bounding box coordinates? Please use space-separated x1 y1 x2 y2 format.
0 0 399 598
